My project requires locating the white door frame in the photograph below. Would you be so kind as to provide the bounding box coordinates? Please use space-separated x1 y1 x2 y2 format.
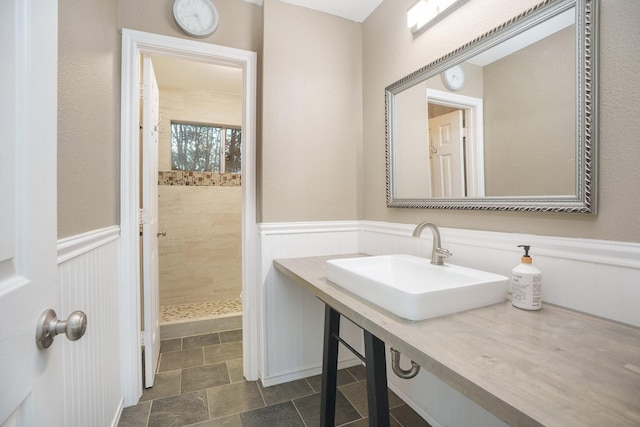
426 89 485 197
429 110 465 198
120 29 259 406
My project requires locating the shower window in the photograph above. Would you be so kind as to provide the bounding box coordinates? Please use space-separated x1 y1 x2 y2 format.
224 128 242 173
171 121 242 173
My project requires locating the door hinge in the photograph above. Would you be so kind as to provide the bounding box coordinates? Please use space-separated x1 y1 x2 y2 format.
463 127 469 138
140 331 146 347
139 208 149 225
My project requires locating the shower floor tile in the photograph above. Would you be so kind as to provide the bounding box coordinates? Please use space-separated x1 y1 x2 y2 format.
160 298 242 324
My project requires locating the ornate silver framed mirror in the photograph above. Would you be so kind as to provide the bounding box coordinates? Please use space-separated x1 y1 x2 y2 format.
385 0 597 212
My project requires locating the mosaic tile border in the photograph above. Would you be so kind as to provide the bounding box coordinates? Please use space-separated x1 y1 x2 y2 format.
158 171 241 187
160 298 242 324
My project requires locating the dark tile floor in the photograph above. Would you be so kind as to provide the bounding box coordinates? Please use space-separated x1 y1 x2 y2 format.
118 328 430 427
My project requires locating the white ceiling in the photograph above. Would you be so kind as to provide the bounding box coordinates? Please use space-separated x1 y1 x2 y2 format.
467 8 575 66
243 0 383 22
150 55 243 95
277 0 384 22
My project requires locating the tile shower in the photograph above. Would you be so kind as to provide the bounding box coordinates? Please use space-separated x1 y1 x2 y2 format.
158 171 243 323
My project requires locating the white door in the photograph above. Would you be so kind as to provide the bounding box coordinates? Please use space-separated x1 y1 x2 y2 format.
429 110 465 198
142 56 161 388
0 0 63 425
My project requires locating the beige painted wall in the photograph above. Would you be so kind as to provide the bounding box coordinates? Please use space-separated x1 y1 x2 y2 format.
395 84 432 199
261 0 362 222
484 26 575 196
58 0 119 237
363 0 640 242
57 0 262 238
118 0 263 53
58 0 640 243
393 63 483 199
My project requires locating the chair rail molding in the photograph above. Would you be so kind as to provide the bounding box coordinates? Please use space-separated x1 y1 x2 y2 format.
57 226 120 264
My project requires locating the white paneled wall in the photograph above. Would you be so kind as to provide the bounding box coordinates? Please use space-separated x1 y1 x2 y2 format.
259 222 363 385
361 221 640 326
57 227 122 427
260 220 640 427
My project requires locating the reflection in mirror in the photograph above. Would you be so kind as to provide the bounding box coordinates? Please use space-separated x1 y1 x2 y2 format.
386 0 597 212
480 19 575 197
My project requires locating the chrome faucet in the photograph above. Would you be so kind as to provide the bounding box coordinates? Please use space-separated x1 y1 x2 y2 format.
412 222 452 265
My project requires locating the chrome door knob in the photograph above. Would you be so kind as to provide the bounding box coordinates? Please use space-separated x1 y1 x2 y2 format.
36 309 87 350
157 230 166 237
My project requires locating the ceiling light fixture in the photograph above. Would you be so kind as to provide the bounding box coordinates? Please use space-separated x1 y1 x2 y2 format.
407 0 467 35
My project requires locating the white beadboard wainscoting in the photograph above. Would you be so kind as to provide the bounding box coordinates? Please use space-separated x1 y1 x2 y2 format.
57 226 123 427
259 220 640 427
259 222 363 386
360 221 640 327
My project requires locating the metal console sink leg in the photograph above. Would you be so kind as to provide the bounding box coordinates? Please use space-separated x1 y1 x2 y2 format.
320 305 390 427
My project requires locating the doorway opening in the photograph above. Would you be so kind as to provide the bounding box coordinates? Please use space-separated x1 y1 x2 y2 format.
426 88 485 197
120 29 258 406
150 55 244 325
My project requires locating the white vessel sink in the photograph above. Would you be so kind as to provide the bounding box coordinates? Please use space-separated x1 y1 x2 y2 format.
325 254 508 321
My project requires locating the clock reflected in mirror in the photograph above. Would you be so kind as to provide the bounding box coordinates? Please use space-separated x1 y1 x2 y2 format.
441 65 465 91
173 0 220 38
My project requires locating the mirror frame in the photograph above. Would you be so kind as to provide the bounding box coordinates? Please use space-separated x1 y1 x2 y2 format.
385 0 597 213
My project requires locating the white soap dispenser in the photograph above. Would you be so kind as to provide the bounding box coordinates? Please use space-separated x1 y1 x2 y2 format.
511 245 542 310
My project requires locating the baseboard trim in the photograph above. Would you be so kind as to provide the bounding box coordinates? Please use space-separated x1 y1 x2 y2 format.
111 398 124 427
261 357 361 388
387 380 445 427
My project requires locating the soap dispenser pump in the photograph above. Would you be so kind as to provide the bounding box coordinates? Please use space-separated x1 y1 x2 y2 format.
511 245 542 310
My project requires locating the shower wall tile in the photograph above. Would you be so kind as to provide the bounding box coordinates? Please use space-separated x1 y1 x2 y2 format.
159 185 242 306
158 171 241 187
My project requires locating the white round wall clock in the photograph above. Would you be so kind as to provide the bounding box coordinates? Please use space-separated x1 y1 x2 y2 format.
441 65 465 91
173 0 219 38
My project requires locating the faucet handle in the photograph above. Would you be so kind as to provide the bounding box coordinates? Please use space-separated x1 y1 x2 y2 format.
436 248 452 258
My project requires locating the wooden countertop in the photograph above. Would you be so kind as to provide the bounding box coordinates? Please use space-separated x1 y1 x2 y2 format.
274 254 640 427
